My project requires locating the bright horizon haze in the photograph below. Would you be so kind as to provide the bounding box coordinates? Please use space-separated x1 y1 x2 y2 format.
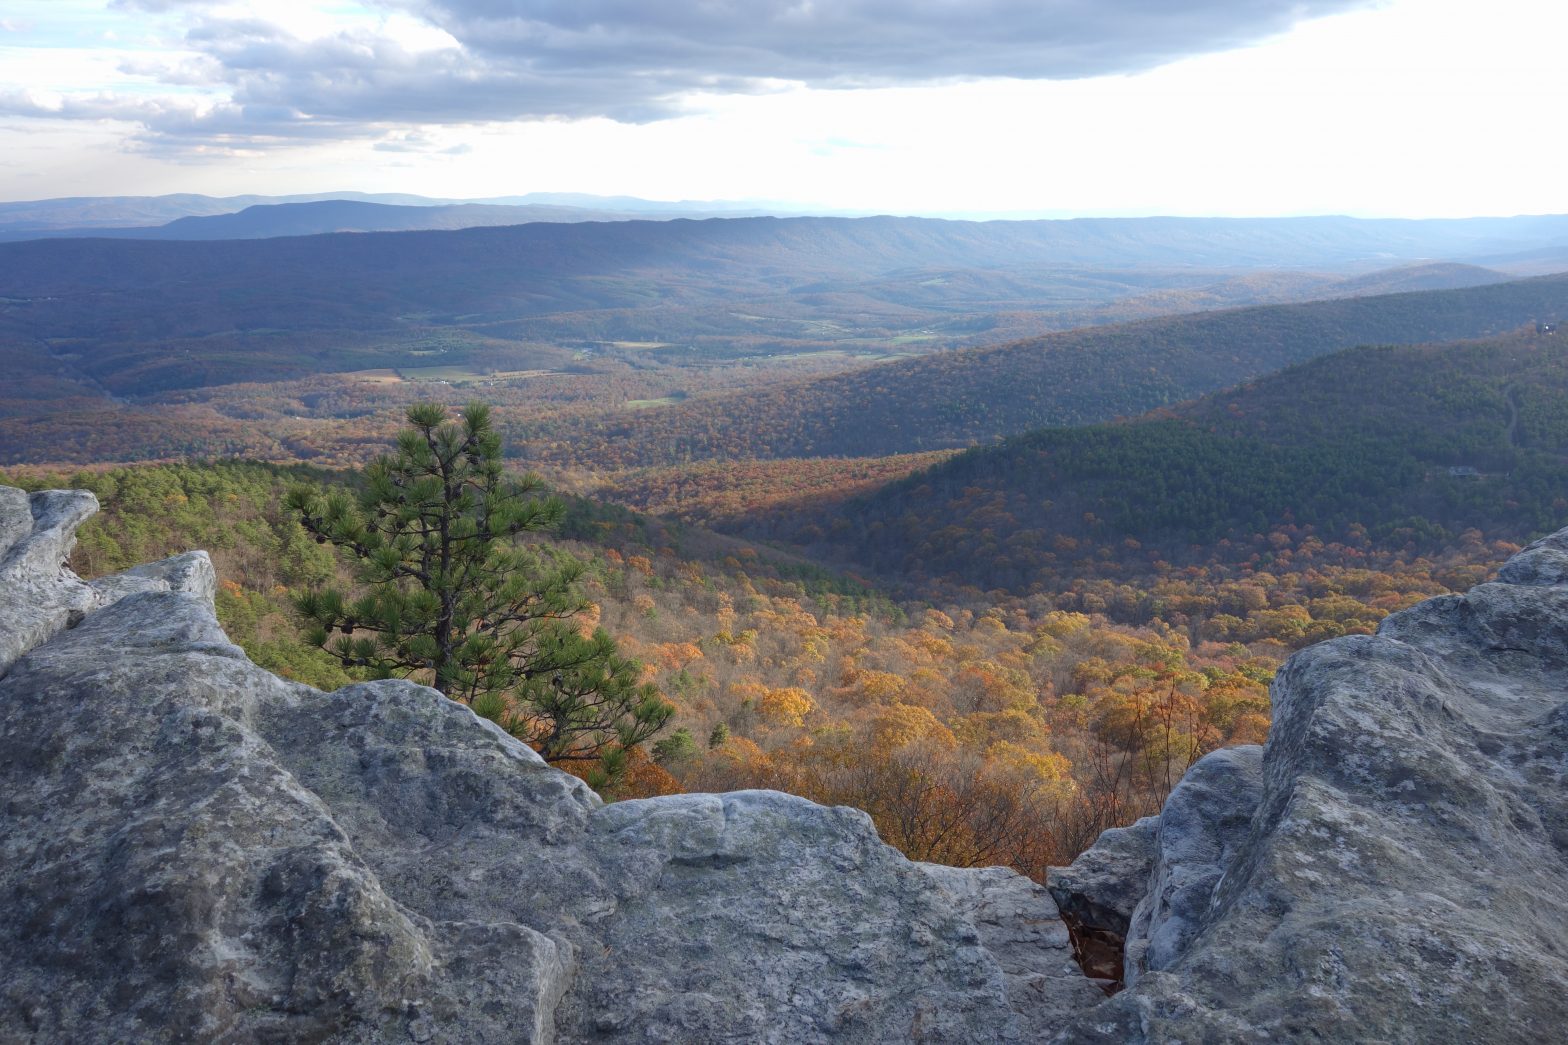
0 0 1562 220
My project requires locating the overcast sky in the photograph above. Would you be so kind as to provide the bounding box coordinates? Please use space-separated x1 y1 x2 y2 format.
0 0 1561 217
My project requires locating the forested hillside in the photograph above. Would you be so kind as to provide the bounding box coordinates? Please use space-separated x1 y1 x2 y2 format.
10 458 1500 877
3 212 1563 469
524 274 1568 466
776 328 1568 599
0 214 1557 403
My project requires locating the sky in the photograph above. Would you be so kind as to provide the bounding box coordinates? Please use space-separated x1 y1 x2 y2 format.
0 0 1563 218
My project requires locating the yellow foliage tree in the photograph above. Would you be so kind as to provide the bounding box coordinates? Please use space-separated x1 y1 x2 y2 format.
759 686 815 728
868 703 957 751
837 667 907 705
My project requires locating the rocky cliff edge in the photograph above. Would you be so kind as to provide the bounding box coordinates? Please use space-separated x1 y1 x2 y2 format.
1048 528 1568 1042
5 483 1568 1043
0 485 1100 1043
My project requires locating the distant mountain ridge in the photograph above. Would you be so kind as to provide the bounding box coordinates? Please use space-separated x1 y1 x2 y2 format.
0 192 803 240
0 211 1562 303
0 211 1563 471
0 191 433 232
4 195 1568 267
0 217 1560 450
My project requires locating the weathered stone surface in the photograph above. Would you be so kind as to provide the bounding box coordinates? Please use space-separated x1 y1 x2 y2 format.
87 549 216 609
0 486 215 678
1052 538 1568 1043
1121 745 1262 988
920 863 1108 1029
0 486 1099 1043
1496 527 1568 587
1047 816 1158 985
1049 816 1159 938
0 488 99 675
0 485 32 559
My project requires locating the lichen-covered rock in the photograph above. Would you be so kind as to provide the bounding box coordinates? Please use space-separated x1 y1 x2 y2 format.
0 486 1099 1043
1496 527 1568 587
87 549 216 608
0 485 216 677
1053 538 1568 1043
919 864 1108 1029
1047 816 1158 985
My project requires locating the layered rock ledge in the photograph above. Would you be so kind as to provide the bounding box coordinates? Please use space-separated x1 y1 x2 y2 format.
5 483 1568 1043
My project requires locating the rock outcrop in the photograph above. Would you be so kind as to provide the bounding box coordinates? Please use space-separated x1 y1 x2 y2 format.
7 482 1568 1044
0 485 215 676
1049 817 1159 940
1049 528 1568 1043
0 486 1102 1043
0 486 99 673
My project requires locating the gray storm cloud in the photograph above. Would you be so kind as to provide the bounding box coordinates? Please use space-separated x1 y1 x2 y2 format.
399 0 1369 81
77 0 1376 148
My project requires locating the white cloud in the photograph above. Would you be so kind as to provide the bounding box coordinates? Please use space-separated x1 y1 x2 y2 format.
8 0 1381 149
0 0 1563 218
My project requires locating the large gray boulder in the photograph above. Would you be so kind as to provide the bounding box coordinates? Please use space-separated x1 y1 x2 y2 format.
1051 528 1568 1043
0 487 1101 1043
0 486 99 674
0 485 216 677
1049 817 1159 939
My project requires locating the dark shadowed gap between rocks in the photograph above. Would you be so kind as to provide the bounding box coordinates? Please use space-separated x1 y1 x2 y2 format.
1047 813 1160 997
1058 909 1125 994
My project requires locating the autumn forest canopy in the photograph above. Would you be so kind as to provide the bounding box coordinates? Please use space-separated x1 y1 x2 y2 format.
5 207 1568 876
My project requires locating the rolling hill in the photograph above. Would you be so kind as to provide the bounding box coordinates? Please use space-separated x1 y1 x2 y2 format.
530 272 1568 468
0 191 787 239
0 214 1560 404
0 199 789 243
0 213 1562 470
782 327 1568 595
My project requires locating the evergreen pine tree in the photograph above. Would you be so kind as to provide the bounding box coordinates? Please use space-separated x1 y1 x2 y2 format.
286 402 672 786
